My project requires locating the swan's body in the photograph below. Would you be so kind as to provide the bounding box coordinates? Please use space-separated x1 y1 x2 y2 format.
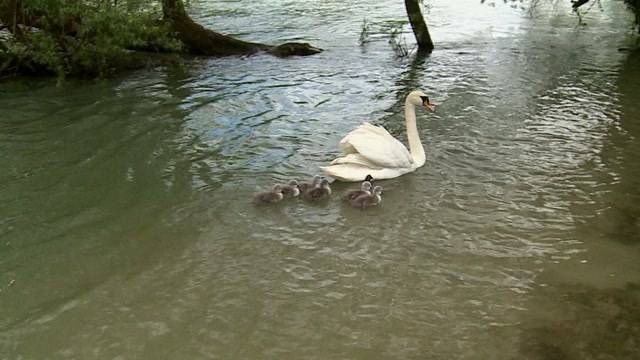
303 179 332 201
299 175 321 194
350 186 383 209
281 180 300 198
321 91 435 182
344 181 372 201
253 185 284 204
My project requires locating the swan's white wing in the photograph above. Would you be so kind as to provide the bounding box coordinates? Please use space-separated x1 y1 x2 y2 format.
338 123 388 154
338 122 413 169
320 163 413 182
330 153 380 167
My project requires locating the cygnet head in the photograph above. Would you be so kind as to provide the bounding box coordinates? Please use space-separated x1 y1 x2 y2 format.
272 184 283 192
361 181 372 191
407 90 435 112
372 186 383 195
312 175 322 185
320 179 330 188
288 180 299 187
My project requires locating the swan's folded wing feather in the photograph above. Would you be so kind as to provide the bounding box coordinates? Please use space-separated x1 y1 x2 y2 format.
330 153 382 168
338 122 382 153
359 122 391 137
338 123 413 169
321 164 379 182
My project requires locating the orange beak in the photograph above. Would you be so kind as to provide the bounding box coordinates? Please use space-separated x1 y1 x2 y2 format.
423 100 435 112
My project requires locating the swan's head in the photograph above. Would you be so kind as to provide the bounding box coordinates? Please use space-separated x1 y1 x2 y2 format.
407 90 435 112
361 181 372 191
372 186 383 195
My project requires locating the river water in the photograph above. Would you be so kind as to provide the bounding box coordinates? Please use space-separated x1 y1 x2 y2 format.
1 0 640 358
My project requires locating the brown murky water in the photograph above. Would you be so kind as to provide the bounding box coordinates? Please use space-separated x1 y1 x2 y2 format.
1 0 639 358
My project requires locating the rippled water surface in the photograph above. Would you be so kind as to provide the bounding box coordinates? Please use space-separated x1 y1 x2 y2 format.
2 0 640 358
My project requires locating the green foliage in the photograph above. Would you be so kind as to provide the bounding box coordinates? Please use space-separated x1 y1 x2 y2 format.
0 0 182 78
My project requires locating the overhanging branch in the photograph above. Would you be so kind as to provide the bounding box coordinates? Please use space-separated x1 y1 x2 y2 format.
161 0 321 57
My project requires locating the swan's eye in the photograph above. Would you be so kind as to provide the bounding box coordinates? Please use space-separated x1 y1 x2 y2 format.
420 96 430 104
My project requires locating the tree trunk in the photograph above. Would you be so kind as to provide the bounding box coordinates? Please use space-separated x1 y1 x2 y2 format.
161 0 321 57
0 0 20 35
405 0 434 53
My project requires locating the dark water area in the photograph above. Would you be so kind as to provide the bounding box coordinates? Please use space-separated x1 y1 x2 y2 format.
1 0 639 358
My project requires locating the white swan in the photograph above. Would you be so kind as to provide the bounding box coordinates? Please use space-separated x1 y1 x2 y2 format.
321 90 435 182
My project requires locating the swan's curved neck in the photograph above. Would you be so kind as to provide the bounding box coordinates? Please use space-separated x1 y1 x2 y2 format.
404 99 426 167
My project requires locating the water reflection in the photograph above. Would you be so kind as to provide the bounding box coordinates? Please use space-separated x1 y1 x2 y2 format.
1 0 639 358
0 75 204 334
588 49 640 245
516 47 640 360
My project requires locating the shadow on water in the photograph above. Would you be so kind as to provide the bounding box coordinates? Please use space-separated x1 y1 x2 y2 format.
377 52 430 131
161 64 229 192
517 50 640 360
519 283 640 360
583 49 640 245
0 69 219 334
2 1 640 358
